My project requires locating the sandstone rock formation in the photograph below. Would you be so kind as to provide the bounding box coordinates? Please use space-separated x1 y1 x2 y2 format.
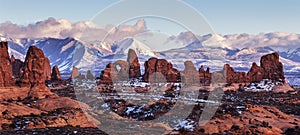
0 42 14 87
181 61 199 84
11 55 24 79
100 49 140 83
199 65 211 85
224 64 247 84
44 58 51 81
260 52 285 82
247 53 285 83
70 66 85 80
127 49 141 78
143 58 179 82
19 46 57 98
86 70 95 80
100 60 129 83
99 52 285 85
51 66 61 81
223 52 286 84
100 63 115 83
247 62 264 83
71 66 80 79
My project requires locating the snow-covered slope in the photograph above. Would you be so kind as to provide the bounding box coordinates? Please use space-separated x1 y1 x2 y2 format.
115 38 156 56
200 34 232 49
3 37 112 72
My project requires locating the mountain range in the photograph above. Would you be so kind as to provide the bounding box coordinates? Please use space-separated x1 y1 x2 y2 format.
1 32 300 85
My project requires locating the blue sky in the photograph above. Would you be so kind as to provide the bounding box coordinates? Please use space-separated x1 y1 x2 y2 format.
0 0 299 35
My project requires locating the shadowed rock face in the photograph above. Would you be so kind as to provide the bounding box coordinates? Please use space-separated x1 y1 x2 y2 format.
11 55 24 79
143 58 179 82
0 42 14 87
51 66 61 81
260 52 285 82
127 49 141 78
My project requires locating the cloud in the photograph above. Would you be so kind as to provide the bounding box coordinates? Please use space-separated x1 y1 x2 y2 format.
0 17 147 43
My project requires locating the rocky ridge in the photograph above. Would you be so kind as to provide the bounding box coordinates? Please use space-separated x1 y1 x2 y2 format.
100 51 285 86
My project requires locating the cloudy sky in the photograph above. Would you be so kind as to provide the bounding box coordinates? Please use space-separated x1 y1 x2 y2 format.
0 0 299 35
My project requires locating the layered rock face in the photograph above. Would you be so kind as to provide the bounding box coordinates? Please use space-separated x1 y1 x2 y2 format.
0 42 14 87
127 49 141 78
143 58 179 82
11 55 24 79
181 61 199 84
51 66 61 81
19 46 57 98
224 64 247 84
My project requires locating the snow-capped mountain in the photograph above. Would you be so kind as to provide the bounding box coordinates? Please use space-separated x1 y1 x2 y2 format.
2 36 112 72
199 34 232 49
114 38 156 56
2 32 300 84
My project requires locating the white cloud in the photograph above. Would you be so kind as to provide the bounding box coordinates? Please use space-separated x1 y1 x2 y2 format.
0 17 147 43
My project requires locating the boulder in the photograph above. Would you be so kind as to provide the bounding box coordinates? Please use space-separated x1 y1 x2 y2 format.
127 49 141 78
0 42 14 87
